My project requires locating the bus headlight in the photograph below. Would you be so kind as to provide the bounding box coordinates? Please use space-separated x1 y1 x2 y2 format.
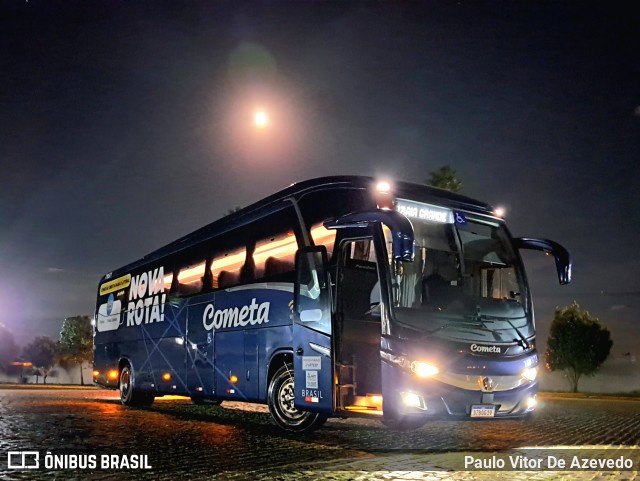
522 366 538 382
411 361 439 378
381 352 440 378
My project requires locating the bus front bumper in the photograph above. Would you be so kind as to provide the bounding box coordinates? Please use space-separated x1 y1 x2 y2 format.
382 363 538 420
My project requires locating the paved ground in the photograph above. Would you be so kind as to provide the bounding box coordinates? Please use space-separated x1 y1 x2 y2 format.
0 387 638 480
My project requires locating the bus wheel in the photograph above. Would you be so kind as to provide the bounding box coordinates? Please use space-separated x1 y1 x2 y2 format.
119 365 154 408
267 363 326 433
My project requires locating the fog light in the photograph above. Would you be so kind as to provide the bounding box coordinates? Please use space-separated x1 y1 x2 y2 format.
93 370 100 378
108 370 119 380
400 391 427 410
411 361 439 378
522 367 538 382
526 395 537 410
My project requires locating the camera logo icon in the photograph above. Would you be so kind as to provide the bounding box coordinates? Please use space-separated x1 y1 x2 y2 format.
7 451 40 469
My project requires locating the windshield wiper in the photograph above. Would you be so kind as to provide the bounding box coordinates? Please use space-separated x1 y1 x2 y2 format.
468 306 531 349
423 319 501 341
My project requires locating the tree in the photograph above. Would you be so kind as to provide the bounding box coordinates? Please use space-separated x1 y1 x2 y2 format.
0 323 19 372
426 165 463 192
22 336 57 384
545 302 613 392
58 315 93 385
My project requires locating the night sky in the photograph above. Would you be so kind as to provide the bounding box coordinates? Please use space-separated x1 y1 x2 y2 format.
1 1 638 366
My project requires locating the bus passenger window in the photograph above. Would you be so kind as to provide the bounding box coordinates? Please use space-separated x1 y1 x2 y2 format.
253 232 297 280
176 261 205 297
310 223 337 258
211 247 246 289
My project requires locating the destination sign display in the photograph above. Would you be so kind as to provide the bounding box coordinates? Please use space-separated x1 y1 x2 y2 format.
395 198 454 224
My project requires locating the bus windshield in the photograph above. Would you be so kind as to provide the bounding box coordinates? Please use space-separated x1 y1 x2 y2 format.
388 203 530 344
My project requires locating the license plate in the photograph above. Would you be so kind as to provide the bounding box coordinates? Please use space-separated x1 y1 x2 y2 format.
470 404 496 418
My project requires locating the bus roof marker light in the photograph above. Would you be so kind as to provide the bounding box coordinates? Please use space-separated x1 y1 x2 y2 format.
376 181 391 193
375 180 394 209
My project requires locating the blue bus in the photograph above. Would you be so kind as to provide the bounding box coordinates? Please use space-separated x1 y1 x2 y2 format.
93 176 571 432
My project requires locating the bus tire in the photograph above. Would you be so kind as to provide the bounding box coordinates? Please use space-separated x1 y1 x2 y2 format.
119 365 154 408
267 363 327 433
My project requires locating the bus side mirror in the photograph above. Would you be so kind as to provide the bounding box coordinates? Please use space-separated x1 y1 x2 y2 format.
514 237 572 285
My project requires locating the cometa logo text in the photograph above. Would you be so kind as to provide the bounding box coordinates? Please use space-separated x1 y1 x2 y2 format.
470 344 501 354
202 299 270 331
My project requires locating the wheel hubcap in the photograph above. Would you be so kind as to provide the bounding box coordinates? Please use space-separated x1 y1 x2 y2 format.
279 378 303 419
120 370 130 399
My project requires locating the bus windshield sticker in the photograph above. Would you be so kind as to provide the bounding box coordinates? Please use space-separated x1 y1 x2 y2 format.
454 211 467 225
100 274 131 296
305 370 318 389
302 356 321 370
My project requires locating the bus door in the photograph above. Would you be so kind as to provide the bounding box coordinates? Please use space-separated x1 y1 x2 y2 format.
292 246 334 414
319 209 415 416
334 237 383 414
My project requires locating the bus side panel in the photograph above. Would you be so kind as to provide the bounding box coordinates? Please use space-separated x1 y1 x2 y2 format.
258 325 293 401
93 295 188 394
244 329 259 400
186 295 216 397
192 284 293 402
130 299 188 394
